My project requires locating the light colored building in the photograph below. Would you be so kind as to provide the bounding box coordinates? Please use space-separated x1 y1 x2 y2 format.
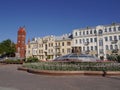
26 38 38 58
72 23 120 60
26 34 72 61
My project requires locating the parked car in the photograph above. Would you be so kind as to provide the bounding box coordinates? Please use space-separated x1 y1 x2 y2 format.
54 53 100 62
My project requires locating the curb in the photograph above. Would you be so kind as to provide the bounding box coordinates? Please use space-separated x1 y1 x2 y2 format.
18 66 120 76
17 66 28 71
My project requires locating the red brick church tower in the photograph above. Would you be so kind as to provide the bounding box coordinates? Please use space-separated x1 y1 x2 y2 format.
16 27 26 58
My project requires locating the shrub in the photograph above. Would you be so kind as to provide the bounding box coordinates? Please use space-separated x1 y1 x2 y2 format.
0 59 23 64
107 55 117 62
117 55 120 63
26 57 39 63
107 55 120 63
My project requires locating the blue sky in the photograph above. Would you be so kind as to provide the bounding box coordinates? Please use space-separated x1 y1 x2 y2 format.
0 0 120 43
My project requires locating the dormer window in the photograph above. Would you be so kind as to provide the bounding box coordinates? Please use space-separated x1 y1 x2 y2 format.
99 29 103 35
75 32 77 36
113 27 116 31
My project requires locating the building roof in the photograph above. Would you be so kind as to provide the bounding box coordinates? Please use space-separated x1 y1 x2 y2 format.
18 27 26 35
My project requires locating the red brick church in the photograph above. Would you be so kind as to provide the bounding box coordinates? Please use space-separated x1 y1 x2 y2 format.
16 27 26 59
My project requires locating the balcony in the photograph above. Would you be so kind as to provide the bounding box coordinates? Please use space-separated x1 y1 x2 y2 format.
54 45 61 48
84 42 89 45
111 40 118 44
112 49 119 53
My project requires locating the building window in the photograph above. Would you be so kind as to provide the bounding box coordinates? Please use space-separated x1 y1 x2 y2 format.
62 49 64 53
59 43 60 46
86 31 89 35
109 36 112 41
51 49 53 53
86 38 89 42
51 43 53 47
75 32 77 36
79 32 81 35
39 50 41 54
99 39 103 46
106 45 109 50
90 38 93 42
75 39 78 44
62 42 64 46
79 39 81 44
67 48 71 53
83 46 85 51
110 45 113 50
45 44 47 50
118 27 120 31
94 38 97 42
99 49 103 54
49 43 50 47
95 46 97 50
83 39 85 43
104 28 107 32
115 45 118 49
83 31 85 35
109 27 112 32
28 50 30 54
104 37 108 41
67 42 71 46
113 27 116 31
28 45 30 48
95 54 98 57
87 46 89 50
114 36 117 40
91 46 93 50
99 29 103 35
48 49 50 53
90 30 92 34
94 30 97 34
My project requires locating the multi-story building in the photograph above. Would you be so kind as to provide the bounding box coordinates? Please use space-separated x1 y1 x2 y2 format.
26 34 72 61
72 23 120 60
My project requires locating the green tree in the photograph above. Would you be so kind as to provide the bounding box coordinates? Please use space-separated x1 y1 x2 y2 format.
0 39 16 57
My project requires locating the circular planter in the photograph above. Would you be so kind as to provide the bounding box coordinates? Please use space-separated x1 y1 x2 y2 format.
18 66 120 76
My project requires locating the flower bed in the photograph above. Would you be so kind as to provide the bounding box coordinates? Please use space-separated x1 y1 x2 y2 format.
23 61 120 71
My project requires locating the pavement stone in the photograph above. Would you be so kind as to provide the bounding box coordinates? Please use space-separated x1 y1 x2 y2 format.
0 65 120 90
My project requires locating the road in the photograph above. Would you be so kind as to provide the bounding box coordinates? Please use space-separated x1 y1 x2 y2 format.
0 64 120 90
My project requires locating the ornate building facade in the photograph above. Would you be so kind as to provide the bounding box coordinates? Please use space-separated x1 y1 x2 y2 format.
26 34 72 60
72 23 120 59
26 23 120 60
16 27 26 59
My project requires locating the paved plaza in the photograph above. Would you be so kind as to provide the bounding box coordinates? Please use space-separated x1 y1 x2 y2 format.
0 64 120 90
